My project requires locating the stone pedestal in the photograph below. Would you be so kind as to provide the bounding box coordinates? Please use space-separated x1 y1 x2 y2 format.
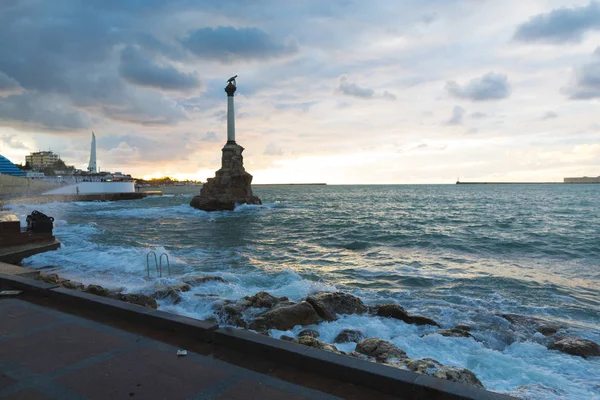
190 143 262 211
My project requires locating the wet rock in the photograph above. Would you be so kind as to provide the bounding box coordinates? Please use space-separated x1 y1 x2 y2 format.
280 335 296 342
84 284 111 297
424 328 477 341
215 301 248 328
243 291 289 309
334 329 365 344
118 294 158 309
355 338 407 361
296 336 340 354
204 317 218 325
152 284 191 304
548 336 600 358
500 313 564 336
36 273 61 284
298 329 320 339
182 275 229 285
348 351 369 361
372 303 440 327
61 280 84 291
455 324 472 332
250 301 320 331
306 292 368 321
402 358 483 388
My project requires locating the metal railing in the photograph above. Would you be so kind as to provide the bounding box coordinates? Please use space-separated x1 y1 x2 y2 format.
146 251 171 277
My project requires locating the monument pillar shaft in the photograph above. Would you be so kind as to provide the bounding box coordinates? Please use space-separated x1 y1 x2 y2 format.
227 96 235 143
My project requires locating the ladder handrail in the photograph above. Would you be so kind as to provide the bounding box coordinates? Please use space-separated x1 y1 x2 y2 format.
146 251 159 277
159 253 170 277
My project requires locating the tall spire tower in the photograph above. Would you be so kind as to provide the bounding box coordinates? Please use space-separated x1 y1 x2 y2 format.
87 131 97 173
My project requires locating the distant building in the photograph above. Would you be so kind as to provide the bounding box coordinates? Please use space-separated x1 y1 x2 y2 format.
564 176 600 183
25 151 59 170
0 154 26 177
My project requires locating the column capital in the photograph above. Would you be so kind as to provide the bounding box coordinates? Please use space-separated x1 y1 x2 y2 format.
225 82 236 96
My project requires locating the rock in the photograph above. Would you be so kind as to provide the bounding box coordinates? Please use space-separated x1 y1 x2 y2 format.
61 280 84 290
215 302 248 328
84 284 111 297
243 291 289 309
298 329 320 339
372 303 440 327
306 292 368 321
348 351 369 361
548 336 600 358
355 338 407 361
152 284 191 304
296 336 340 353
500 313 564 336
36 273 61 284
249 301 320 331
334 329 365 344
424 328 477 340
118 294 158 309
190 143 262 211
455 324 472 332
280 335 296 342
182 275 229 285
402 358 483 388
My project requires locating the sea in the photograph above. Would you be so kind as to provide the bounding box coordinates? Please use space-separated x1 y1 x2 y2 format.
7 184 600 399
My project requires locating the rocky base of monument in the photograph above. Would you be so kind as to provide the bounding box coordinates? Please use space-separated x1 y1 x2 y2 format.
190 143 262 211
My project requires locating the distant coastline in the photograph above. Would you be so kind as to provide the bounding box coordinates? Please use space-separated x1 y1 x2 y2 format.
254 183 327 186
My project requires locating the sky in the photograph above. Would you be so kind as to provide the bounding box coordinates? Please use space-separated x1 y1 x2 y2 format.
0 0 599 184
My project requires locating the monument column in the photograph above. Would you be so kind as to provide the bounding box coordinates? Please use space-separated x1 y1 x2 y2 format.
225 76 237 144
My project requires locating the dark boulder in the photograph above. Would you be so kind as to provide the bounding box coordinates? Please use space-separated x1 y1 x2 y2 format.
306 292 368 321
298 329 320 339
455 324 472 332
36 273 61 284
152 284 191 304
500 313 564 336
84 284 111 297
548 336 600 358
280 335 296 342
250 301 320 331
182 275 229 285
404 358 483 388
243 291 289 309
118 294 158 309
61 280 84 291
355 338 407 361
372 303 440 327
424 328 478 341
215 301 248 328
334 329 365 344
296 336 341 354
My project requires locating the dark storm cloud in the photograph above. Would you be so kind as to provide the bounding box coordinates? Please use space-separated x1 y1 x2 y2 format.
446 72 511 101
181 26 298 63
564 60 600 100
514 2 600 44
0 0 192 131
446 106 465 125
0 71 22 96
119 47 202 91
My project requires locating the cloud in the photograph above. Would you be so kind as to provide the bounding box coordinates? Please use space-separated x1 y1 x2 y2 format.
563 51 600 99
119 47 202 92
0 71 22 97
514 2 600 44
201 131 220 142
264 142 284 156
446 72 511 101
1 134 28 150
181 26 298 63
470 112 487 119
541 111 558 120
337 75 396 100
446 106 465 125
274 102 318 112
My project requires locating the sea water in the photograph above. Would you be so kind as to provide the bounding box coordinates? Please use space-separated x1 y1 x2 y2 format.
8 184 600 399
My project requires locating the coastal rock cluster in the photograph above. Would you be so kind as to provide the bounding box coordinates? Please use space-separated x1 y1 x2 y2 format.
190 143 261 211
36 271 600 390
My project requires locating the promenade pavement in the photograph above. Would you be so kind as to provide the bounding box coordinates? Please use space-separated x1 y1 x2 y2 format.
0 297 398 400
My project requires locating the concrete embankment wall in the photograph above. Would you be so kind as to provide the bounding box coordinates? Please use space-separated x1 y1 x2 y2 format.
0 175 58 200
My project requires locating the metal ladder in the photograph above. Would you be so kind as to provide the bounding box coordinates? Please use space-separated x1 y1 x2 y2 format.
146 251 171 277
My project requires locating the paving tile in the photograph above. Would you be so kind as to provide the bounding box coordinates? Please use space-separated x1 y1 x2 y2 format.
0 388 53 399
0 323 130 374
216 380 310 400
56 346 229 400
0 304 62 336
